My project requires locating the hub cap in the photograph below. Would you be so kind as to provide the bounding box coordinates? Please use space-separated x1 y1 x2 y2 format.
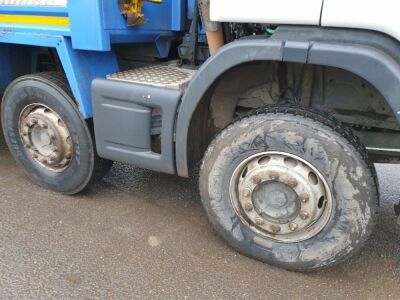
19 104 73 172
230 152 333 243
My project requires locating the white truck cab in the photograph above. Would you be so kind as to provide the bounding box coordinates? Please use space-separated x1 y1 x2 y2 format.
212 0 400 41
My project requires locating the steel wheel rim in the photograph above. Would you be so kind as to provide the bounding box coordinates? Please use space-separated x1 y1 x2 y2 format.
19 103 74 173
229 151 334 243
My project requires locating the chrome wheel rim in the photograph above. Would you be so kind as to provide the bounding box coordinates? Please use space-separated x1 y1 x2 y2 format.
19 104 74 172
229 152 333 243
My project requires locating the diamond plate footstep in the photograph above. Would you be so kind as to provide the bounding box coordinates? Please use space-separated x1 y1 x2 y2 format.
107 65 196 90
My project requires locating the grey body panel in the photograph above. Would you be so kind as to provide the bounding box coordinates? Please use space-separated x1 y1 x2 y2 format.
92 79 181 174
175 26 400 177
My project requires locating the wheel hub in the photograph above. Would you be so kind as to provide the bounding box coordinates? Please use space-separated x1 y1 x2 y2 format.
230 152 333 243
253 181 300 223
19 104 73 172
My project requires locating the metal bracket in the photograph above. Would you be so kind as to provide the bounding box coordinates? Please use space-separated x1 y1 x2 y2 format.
119 0 162 26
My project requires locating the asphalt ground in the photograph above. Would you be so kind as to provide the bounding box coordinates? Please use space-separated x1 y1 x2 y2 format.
0 129 399 299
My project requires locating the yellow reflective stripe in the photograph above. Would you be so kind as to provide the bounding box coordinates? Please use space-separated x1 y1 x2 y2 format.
0 15 69 26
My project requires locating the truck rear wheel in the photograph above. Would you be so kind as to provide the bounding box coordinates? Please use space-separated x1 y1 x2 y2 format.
1 73 112 195
199 106 378 272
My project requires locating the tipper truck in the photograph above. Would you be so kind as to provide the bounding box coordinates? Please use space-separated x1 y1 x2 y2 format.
0 0 399 272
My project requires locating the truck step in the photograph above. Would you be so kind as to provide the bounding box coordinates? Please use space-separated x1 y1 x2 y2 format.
107 65 196 90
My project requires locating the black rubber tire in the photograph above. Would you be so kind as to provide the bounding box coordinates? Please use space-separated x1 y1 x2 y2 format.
1 72 113 195
199 106 378 272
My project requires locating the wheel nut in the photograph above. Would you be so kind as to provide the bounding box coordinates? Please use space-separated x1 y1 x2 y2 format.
32 154 38 159
289 223 298 231
41 123 48 129
252 176 262 184
243 188 252 197
255 217 265 226
300 211 310 220
288 178 298 188
270 225 281 234
300 193 310 203
270 172 280 181
244 202 253 212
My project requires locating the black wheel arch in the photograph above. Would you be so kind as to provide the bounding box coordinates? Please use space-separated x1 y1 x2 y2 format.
175 26 400 177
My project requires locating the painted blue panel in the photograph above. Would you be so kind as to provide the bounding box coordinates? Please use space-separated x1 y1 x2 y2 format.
56 37 119 118
0 28 64 47
68 1 109 51
187 0 195 20
0 5 70 36
0 1 186 52
0 44 33 92
101 0 183 55
172 0 185 31
0 5 68 16
68 0 184 51
102 0 182 31
155 35 174 58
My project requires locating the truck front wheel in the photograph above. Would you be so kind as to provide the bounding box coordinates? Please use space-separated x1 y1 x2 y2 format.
1 73 112 195
199 106 378 272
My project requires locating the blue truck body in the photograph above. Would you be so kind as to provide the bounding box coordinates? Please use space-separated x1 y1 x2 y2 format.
0 0 192 118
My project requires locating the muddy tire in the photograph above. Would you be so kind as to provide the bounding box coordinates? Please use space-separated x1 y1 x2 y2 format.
199 106 378 272
1 73 112 195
